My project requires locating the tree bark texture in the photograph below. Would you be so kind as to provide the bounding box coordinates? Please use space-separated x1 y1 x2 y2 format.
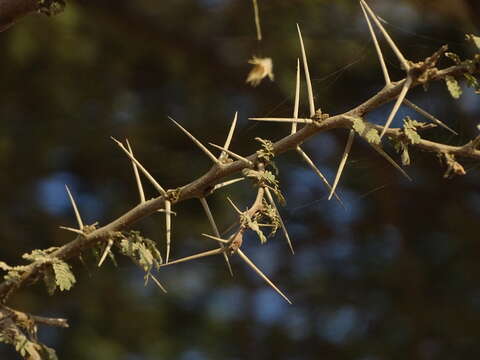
0 0 38 32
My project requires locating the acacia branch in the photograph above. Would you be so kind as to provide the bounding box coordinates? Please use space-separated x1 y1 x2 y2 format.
0 57 478 303
0 0 38 31
0 0 66 32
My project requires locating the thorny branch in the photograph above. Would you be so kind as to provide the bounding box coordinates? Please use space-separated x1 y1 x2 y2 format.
1 56 479 303
1 1 480 356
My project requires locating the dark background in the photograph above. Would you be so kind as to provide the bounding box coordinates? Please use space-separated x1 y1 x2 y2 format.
1 0 480 359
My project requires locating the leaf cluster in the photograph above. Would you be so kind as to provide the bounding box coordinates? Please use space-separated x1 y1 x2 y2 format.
351 116 381 144
115 231 163 274
443 36 480 98
0 247 76 295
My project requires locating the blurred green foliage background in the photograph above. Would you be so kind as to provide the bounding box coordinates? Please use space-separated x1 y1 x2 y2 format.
0 0 480 359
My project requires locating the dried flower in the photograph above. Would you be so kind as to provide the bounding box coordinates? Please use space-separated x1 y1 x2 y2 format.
246 56 274 87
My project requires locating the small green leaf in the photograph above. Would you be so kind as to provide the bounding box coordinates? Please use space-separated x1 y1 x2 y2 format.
52 260 76 291
350 116 380 144
255 137 275 163
445 75 462 99
351 116 366 134
363 126 381 145
403 117 422 144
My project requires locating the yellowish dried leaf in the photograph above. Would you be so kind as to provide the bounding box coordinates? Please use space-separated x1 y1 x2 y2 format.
246 56 274 87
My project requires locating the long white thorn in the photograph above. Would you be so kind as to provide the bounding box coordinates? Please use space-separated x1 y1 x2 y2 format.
199 197 233 276
227 197 243 214
329 130 355 200
252 0 262 41
369 144 412 181
165 200 172 264
222 112 238 158
403 99 458 135
380 77 412 139
111 137 166 196
126 139 146 203
296 147 345 207
291 58 301 135
264 187 294 254
237 249 292 304
149 274 168 293
168 116 220 165
249 117 314 124
160 248 225 267
209 143 253 167
98 239 114 267
59 226 84 235
212 178 245 192
297 24 316 117
360 0 410 71
360 1 391 84
201 233 230 244
65 185 84 230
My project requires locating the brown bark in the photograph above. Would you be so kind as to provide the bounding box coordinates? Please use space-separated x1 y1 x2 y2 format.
0 0 39 32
